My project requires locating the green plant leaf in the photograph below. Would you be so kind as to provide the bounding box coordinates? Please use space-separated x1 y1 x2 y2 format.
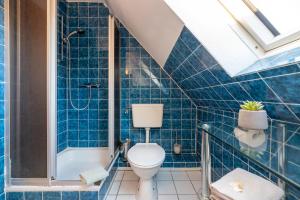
240 101 264 111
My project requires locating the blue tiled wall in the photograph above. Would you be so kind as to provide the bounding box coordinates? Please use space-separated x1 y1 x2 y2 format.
6 161 119 200
164 26 300 199
66 2 109 148
119 25 198 155
164 26 300 124
57 2 110 151
0 1 4 199
7 191 99 200
57 0 68 153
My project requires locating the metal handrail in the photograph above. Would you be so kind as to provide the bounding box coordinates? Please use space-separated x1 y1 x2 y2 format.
199 124 211 200
200 125 300 191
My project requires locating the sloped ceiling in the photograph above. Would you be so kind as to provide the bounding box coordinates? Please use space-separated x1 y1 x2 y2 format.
105 0 184 67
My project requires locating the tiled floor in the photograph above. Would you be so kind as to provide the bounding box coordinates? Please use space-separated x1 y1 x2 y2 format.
105 170 202 200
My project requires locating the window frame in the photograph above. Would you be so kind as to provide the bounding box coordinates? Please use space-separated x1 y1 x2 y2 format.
218 0 300 51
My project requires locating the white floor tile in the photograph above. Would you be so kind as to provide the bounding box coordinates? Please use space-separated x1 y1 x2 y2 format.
171 171 189 181
123 171 139 181
116 195 136 200
174 181 196 194
178 195 199 200
109 181 121 195
191 181 202 192
114 171 125 181
110 170 201 200
118 181 139 194
158 195 179 200
157 181 177 195
156 171 173 181
187 171 201 181
106 195 117 200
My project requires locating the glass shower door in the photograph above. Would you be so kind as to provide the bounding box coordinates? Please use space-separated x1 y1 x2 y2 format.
9 0 49 179
113 21 121 154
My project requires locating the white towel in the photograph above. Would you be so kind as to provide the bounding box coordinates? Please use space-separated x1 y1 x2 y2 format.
211 187 233 200
80 166 109 185
210 194 230 200
210 168 284 200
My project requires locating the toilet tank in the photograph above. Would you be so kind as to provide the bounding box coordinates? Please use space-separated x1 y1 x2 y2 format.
132 104 163 128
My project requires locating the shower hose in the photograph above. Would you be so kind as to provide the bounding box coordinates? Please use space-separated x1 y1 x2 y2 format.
66 41 91 110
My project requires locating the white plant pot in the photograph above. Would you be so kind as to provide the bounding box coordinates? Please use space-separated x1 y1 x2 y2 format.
238 109 268 130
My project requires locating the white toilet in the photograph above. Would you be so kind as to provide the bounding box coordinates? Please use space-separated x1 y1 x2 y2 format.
127 104 165 200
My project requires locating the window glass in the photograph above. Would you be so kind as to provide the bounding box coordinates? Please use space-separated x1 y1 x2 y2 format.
249 0 300 36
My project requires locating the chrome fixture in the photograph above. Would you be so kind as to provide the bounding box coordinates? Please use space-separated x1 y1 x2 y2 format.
63 28 85 43
64 28 92 110
120 139 131 162
200 124 211 200
79 83 101 89
278 123 286 193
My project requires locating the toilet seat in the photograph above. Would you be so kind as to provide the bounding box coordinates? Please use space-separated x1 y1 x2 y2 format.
128 143 165 168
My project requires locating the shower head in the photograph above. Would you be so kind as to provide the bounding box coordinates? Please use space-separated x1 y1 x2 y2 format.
63 28 85 43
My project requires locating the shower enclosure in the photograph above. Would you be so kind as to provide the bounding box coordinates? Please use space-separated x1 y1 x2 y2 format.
6 0 121 186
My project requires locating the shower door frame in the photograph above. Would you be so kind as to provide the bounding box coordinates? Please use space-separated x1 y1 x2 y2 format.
5 0 57 186
48 0 58 184
5 0 117 186
108 15 116 159
49 4 117 184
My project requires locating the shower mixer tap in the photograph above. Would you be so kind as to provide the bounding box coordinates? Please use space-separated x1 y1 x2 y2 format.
79 83 101 88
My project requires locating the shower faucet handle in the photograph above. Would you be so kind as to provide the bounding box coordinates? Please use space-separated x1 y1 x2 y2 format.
79 83 101 88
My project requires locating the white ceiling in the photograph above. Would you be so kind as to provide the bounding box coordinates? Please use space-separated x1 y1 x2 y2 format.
165 0 264 76
105 0 184 67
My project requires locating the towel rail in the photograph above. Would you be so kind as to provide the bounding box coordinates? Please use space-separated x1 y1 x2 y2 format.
199 124 211 200
278 123 286 198
200 125 300 191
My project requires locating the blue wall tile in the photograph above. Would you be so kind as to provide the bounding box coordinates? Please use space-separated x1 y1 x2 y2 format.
43 192 61 200
164 26 300 124
24 192 42 200
239 79 280 103
7 193 24 200
57 2 110 151
118 24 198 164
79 191 98 200
258 64 300 78
264 73 300 104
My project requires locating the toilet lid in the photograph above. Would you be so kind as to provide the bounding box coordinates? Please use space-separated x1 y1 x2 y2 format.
128 143 165 168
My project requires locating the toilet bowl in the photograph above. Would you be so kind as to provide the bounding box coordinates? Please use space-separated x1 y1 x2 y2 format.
128 143 165 200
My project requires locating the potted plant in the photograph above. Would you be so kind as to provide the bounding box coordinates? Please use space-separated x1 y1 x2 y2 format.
238 101 268 130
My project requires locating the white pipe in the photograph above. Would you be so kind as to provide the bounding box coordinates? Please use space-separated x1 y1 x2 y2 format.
145 128 150 143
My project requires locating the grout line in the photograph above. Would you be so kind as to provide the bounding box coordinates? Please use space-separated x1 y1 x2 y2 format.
258 74 300 122
184 70 300 93
160 62 197 108
169 45 201 76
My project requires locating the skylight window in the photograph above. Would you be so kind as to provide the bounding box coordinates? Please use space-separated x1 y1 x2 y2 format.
219 0 300 51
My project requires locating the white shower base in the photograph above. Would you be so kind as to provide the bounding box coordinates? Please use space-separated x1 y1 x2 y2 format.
57 147 111 181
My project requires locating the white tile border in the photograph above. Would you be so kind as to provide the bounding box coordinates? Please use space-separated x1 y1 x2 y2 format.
117 167 201 171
